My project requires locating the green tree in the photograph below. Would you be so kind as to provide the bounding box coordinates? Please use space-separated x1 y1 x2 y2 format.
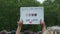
0 0 18 31
43 0 60 27
0 0 41 32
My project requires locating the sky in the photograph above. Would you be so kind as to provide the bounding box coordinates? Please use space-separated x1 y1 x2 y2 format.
37 0 45 3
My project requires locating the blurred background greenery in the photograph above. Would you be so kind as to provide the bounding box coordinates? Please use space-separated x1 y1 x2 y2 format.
0 0 60 32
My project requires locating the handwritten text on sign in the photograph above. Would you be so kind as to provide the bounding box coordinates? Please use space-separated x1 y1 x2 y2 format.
20 7 44 24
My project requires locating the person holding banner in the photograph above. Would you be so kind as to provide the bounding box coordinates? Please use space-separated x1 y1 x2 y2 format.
16 19 46 34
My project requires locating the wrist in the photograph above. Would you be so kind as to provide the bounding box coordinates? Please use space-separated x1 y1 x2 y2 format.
18 25 22 28
42 24 46 27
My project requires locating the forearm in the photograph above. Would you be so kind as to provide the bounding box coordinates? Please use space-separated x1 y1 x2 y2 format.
42 25 46 32
16 26 21 34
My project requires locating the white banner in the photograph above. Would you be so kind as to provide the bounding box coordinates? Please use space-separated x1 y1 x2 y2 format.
20 7 44 24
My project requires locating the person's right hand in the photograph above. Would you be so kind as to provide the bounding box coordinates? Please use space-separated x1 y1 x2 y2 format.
17 20 23 27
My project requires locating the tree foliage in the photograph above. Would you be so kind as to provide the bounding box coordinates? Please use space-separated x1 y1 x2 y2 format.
0 0 41 32
43 0 60 26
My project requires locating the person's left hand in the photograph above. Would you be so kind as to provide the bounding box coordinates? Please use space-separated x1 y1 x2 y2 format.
40 19 46 32
40 19 46 27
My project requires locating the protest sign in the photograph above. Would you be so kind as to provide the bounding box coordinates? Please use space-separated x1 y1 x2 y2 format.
20 7 44 24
